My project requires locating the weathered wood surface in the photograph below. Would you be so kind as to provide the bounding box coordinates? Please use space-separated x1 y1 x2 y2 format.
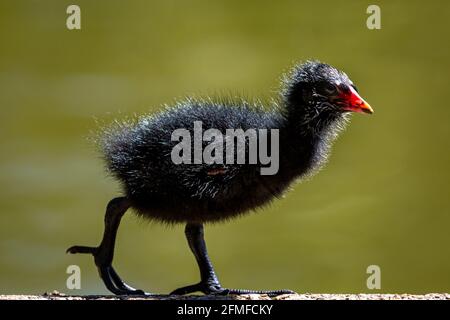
1 291 449 300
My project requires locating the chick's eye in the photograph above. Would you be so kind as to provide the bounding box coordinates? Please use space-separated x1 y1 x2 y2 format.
323 83 336 94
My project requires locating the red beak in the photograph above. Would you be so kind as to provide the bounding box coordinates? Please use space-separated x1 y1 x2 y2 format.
341 86 373 114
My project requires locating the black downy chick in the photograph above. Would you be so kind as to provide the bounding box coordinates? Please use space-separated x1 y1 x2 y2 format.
67 61 373 296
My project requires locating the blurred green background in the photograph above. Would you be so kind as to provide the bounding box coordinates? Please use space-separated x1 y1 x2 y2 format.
0 0 449 295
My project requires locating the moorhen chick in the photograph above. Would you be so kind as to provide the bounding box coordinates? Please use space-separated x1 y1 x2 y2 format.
67 61 373 296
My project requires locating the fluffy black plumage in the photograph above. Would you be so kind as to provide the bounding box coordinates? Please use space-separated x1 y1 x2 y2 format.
68 60 372 296
100 61 363 223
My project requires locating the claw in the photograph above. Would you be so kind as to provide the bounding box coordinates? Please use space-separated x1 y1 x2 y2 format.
97 265 147 296
109 266 147 295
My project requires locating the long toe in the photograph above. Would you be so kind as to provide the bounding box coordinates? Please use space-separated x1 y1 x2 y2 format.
170 284 293 297
226 289 295 297
66 245 96 254
109 266 148 295
170 282 229 295
98 265 148 296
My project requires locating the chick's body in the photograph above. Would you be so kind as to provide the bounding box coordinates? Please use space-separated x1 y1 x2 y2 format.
102 101 314 223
